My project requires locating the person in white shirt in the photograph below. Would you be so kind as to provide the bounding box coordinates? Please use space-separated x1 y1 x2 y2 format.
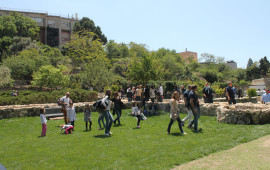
132 102 146 128
60 92 70 124
40 108 47 137
149 85 156 103
60 124 74 134
158 84 163 102
262 89 270 104
102 90 113 136
67 101 76 128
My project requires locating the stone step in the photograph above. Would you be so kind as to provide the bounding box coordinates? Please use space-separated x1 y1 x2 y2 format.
45 113 63 118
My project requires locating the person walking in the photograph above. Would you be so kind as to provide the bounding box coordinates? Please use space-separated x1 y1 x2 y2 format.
226 81 236 105
112 92 122 126
188 85 202 133
127 87 133 102
203 83 213 103
102 90 113 136
83 104 92 131
167 91 186 135
40 108 47 137
60 92 70 124
157 84 163 102
149 85 156 103
182 85 193 126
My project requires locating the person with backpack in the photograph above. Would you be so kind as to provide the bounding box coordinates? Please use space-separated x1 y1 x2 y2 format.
59 92 70 124
102 90 113 136
203 83 213 103
112 92 123 126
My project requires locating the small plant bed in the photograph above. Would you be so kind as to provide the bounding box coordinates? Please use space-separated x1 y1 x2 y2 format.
0 110 270 169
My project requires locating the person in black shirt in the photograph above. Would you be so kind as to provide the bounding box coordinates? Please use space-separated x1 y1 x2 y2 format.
144 85 150 101
112 92 123 126
126 87 133 102
203 83 213 103
182 85 193 126
180 85 186 100
188 85 202 132
226 81 236 105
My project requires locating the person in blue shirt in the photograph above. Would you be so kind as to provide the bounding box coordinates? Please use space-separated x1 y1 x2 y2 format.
226 81 236 105
262 89 270 104
202 83 213 103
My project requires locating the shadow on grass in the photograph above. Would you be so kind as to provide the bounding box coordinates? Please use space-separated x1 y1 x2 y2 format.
94 135 111 138
113 124 123 127
171 132 183 136
133 127 140 130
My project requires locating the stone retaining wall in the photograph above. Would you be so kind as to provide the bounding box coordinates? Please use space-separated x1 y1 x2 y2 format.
0 101 269 125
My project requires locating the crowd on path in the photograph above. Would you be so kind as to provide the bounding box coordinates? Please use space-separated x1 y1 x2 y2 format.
39 82 270 137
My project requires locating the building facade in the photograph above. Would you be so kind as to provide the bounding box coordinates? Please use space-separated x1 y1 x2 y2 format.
0 8 78 48
178 48 198 62
226 60 237 70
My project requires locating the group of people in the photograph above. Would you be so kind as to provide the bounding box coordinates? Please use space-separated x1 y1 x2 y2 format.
126 84 163 102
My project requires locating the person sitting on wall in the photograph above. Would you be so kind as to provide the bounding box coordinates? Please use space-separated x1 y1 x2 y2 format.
262 89 270 104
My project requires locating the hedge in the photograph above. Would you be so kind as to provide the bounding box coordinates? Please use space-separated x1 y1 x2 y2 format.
0 89 98 106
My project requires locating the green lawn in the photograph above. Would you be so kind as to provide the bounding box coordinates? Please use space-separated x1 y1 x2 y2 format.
1 110 270 170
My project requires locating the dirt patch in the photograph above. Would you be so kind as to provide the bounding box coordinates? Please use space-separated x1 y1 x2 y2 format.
174 135 270 170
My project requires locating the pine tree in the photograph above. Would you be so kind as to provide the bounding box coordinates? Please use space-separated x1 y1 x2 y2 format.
247 58 253 69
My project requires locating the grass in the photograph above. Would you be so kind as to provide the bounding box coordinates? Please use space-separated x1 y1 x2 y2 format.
0 110 270 170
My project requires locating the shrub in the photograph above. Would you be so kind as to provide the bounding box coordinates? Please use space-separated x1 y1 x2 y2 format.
0 89 98 106
247 88 257 98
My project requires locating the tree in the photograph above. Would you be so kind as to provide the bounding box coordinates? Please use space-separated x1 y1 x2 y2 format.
128 42 149 58
246 58 253 69
73 17 107 45
31 65 69 90
246 63 261 81
79 59 117 92
127 53 161 85
202 71 218 84
200 53 225 64
105 40 130 60
259 56 270 77
0 12 39 61
0 65 13 87
64 31 107 65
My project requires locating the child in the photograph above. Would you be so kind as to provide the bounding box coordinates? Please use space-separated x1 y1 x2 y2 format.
40 108 47 136
60 124 74 134
67 101 76 128
132 102 146 128
83 104 92 131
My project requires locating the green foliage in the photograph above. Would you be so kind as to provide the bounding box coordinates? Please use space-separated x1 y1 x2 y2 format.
31 65 70 89
247 88 257 98
202 71 218 84
0 12 39 61
259 56 270 77
105 40 129 60
64 31 107 65
0 89 98 105
247 58 253 69
127 53 161 85
104 84 119 93
73 17 107 45
79 59 117 92
200 53 225 64
246 63 261 81
0 65 13 87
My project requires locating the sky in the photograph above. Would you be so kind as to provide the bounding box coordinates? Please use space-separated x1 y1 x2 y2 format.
1 0 270 68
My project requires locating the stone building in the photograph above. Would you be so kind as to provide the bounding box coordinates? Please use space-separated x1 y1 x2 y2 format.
226 60 237 69
249 78 270 91
0 8 78 48
178 48 198 62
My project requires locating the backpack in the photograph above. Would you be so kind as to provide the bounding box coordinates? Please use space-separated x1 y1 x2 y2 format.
57 98 63 106
93 99 108 111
